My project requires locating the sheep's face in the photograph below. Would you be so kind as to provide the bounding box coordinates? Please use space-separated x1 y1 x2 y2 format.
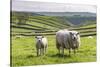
35 36 44 42
70 31 79 41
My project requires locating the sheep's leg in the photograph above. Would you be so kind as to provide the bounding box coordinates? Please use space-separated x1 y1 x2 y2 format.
42 48 44 55
57 47 60 56
45 44 48 54
63 48 64 57
57 46 60 55
69 48 71 56
44 47 47 55
74 49 76 54
61 47 64 57
56 40 60 55
43 48 45 55
37 48 39 56
40 48 42 56
45 47 46 54
58 48 60 55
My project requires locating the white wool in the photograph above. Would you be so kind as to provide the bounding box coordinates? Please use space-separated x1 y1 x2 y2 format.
56 29 80 55
88 36 93 39
35 36 48 56
42 37 48 46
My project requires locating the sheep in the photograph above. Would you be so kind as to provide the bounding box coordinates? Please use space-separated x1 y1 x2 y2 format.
87 36 93 39
35 36 48 56
56 30 80 56
15 35 24 39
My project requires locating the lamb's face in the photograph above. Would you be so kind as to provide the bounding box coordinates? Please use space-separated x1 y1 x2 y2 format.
35 36 44 42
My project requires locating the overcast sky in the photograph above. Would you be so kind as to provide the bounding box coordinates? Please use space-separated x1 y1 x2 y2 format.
11 0 96 13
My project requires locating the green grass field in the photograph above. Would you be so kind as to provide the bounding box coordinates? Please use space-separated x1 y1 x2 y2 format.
11 14 96 67
11 35 96 66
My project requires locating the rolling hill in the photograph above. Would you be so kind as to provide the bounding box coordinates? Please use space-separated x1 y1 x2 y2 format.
11 11 96 37
36 12 96 17
11 11 96 25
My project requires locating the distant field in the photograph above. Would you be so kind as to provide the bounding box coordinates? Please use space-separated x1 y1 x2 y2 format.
11 35 96 66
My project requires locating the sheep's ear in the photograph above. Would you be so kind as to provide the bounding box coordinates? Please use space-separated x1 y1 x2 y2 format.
70 32 72 35
35 36 37 38
42 36 44 38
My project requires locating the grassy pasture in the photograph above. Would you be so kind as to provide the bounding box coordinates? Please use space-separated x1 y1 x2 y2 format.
11 35 96 66
11 14 96 66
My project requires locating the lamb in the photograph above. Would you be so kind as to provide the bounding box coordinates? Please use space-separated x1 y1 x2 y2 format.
35 36 48 56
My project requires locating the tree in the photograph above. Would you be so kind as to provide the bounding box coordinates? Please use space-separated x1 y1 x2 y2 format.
12 12 30 25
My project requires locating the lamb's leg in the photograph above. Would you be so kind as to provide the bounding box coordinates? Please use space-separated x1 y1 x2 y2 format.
42 48 44 55
44 47 47 55
45 48 46 54
37 48 39 56
40 48 42 56
45 44 48 55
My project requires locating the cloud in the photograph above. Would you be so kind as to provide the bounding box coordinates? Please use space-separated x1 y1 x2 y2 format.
11 0 96 13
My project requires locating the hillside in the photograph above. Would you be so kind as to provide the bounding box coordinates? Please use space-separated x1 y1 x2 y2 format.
11 11 96 37
11 11 96 25
11 14 96 37
36 12 96 17
58 16 96 25
11 15 71 33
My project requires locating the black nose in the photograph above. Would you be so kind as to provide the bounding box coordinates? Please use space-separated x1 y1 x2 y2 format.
73 37 76 40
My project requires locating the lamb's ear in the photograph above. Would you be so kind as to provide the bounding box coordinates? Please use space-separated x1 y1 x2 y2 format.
77 32 79 35
42 36 44 38
35 36 37 38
